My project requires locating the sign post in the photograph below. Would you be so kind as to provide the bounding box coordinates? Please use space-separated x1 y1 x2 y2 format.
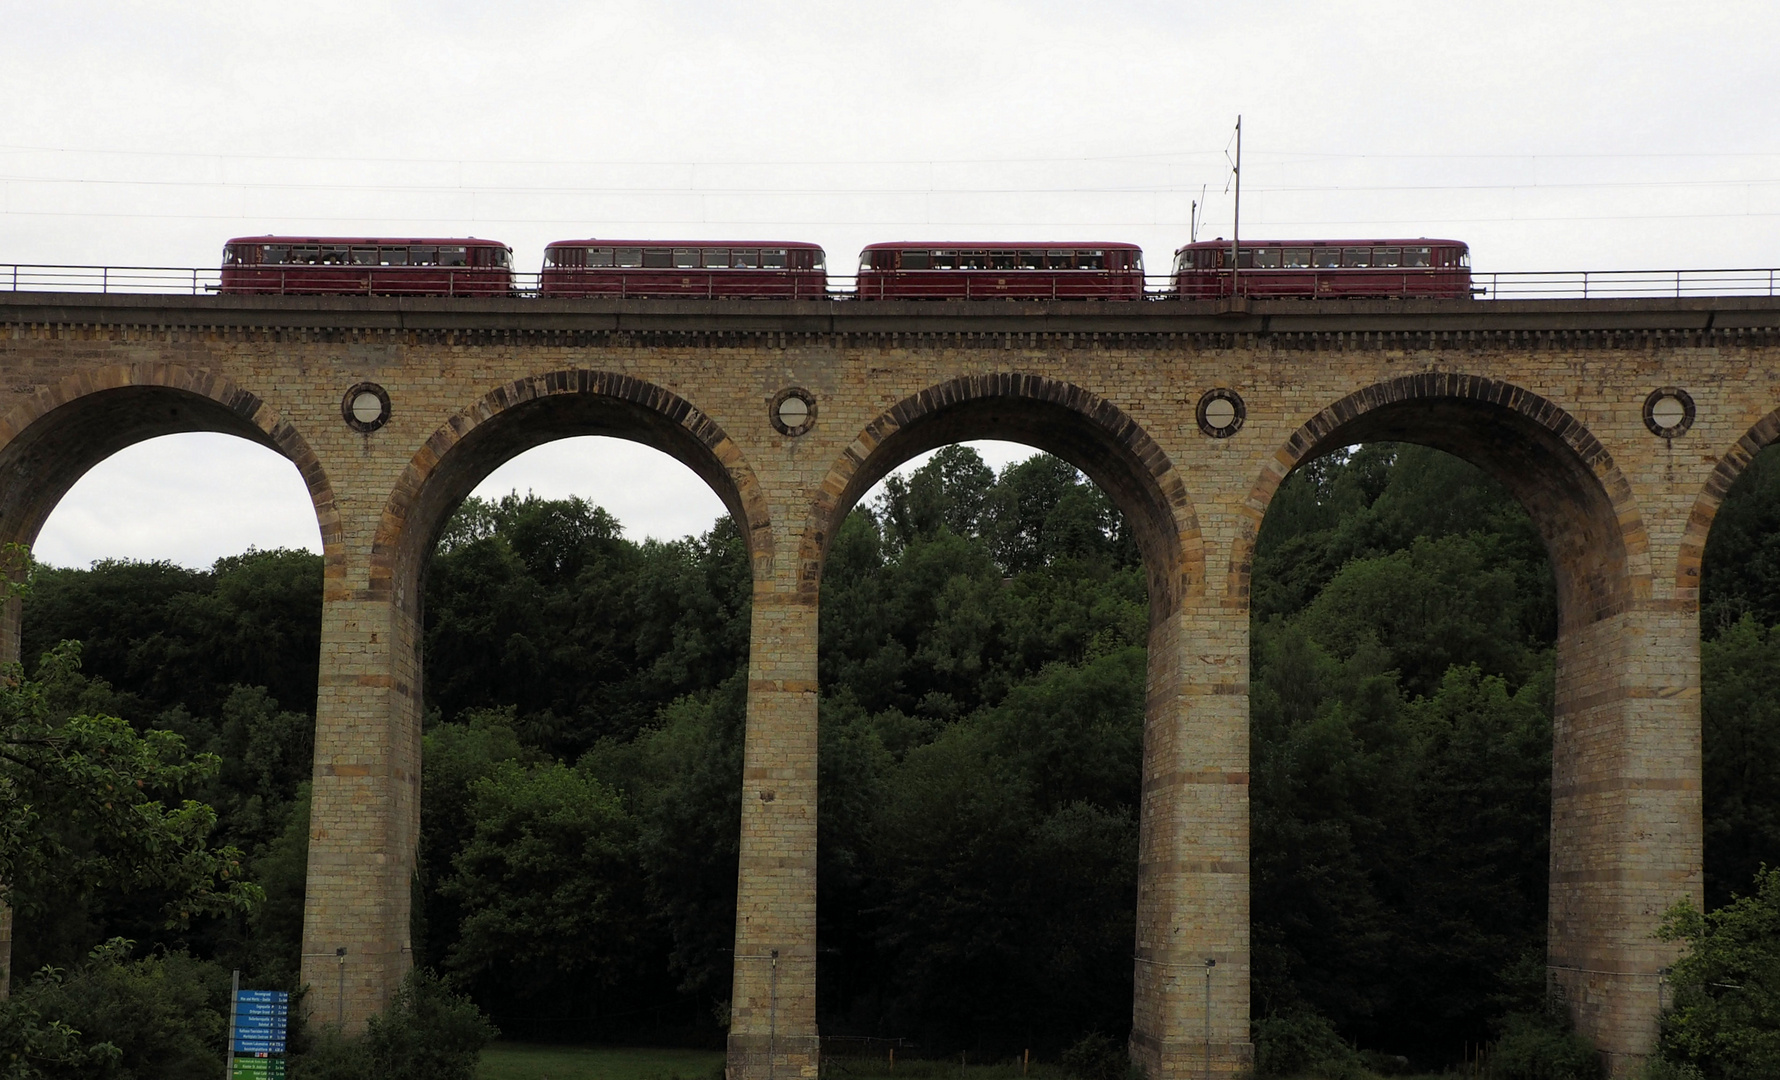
228 987 290 1080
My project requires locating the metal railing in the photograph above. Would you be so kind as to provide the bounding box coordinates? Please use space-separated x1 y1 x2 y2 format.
4 263 1780 301
1472 267 1780 299
4 263 220 294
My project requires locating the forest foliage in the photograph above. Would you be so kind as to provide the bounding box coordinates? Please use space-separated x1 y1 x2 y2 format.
9 440 1780 1075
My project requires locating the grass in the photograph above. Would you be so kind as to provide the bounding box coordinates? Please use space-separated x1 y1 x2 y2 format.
821 1059 1068 1080
478 1043 725 1080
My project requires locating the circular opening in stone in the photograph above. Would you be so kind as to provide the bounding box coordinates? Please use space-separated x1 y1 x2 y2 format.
777 396 810 428
1203 396 1238 429
1650 394 1687 430
351 392 386 425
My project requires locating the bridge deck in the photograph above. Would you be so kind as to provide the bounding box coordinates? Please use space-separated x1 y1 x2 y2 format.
6 290 1780 334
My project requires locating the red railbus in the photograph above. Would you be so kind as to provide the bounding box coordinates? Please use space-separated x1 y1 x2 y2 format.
1172 239 1471 299
220 237 514 296
856 242 1146 300
539 241 827 299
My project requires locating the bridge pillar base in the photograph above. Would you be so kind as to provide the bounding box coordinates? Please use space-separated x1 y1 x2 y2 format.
726 1033 820 1080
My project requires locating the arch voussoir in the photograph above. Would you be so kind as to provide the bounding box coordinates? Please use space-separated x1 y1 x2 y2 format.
1676 404 1780 604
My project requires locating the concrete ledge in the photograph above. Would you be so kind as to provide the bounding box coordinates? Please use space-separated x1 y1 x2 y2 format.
5 290 1780 334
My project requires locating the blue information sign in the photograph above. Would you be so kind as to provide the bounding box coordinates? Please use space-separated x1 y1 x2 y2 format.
230 988 290 1063
234 1038 288 1053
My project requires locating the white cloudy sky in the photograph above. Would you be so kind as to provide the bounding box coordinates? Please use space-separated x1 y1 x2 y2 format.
6 1 1780 567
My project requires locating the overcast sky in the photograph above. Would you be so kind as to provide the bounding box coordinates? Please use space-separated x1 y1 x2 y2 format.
8 2 1780 568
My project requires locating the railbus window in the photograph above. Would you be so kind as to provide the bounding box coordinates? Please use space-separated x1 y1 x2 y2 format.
381 246 409 265
1341 247 1371 268
900 250 930 269
1253 247 1280 269
1078 250 1105 270
616 248 643 267
352 247 378 266
1047 250 1071 269
733 249 759 268
762 249 788 269
1235 249 1254 269
1403 246 1431 268
959 251 988 269
643 249 672 268
586 248 613 267
1283 247 1311 268
991 251 1017 270
1374 247 1401 267
264 246 290 264
672 248 699 269
1313 247 1340 268
703 249 729 268
321 245 351 265
410 245 438 265
439 247 469 267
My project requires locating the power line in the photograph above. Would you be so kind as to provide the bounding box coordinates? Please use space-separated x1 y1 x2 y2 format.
5 208 1778 226
6 142 1780 169
4 174 1778 199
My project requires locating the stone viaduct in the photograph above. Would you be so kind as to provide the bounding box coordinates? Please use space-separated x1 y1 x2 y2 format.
3 289 1778 1077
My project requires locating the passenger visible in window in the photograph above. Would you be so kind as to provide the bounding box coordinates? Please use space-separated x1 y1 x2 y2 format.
1313 247 1341 269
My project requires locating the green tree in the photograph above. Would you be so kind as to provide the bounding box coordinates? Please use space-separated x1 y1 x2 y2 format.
1701 618 1780 908
441 761 644 997
1 642 261 990
1655 868 1780 1079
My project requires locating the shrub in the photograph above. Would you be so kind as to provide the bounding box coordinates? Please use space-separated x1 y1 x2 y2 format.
1061 1032 1130 1080
365 968 497 1080
287 968 493 1080
4 938 229 1080
1484 1012 1602 1080
1655 867 1780 1079
1251 1010 1363 1080
288 1027 373 1080
1635 1058 1704 1080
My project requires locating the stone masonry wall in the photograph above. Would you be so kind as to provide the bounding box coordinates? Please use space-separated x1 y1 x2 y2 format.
4 295 1775 1077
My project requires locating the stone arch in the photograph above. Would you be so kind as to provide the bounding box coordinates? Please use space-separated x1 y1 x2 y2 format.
371 369 772 621
1230 373 1652 631
799 373 1203 615
1674 404 1780 606
797 373 1213 1078
0 362 339 560
0 362 339 673
1230 372 1681 1071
